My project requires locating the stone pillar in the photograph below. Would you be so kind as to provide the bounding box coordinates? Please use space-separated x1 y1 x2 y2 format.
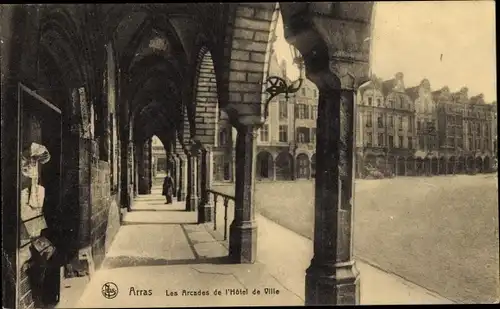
172 155 178 195
198 147 214 223
272 160 277 181
185 145 200 211
231 149 237 183
229 123 259 263
137 141 147 194
176 154 186 201
304 73 360 305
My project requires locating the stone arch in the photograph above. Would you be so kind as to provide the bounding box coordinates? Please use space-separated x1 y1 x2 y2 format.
457 156 465 174
296 153 310 179
364 154 377 174
484 156 491 172
466 156 475 173
475 156 484 173
311 153 316 178
430 157 439 175
448 156 456 174
438 157 447 175
397 157 406 176
192 47 220 147
423 157 431 176
221 3 280 122
387 156 397 176
275 151 293 180
256 151 273 180
416 157 424 176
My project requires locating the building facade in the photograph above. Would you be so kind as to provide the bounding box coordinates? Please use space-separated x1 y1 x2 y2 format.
356 73 497 178
215 70 497 183
213 52 319 182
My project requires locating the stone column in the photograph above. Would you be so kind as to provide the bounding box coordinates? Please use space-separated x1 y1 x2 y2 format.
176 154 187 201
231 149 237 182
198 147 214 223
148 139 153 192
304 71 360 305
229 123 259 263
185 145 200 211
272 160 277 181
137 141 147 194
172 155 178 196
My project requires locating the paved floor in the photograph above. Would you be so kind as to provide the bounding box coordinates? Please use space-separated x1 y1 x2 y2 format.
66 186 453 307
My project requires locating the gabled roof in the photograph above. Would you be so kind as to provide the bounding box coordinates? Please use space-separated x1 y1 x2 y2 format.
381 79 395 97
406 85 420 101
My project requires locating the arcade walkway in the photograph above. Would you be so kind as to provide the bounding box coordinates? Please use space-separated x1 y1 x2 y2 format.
57 185 453 307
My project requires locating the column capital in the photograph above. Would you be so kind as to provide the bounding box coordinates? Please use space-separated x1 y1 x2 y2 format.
183 139 202 156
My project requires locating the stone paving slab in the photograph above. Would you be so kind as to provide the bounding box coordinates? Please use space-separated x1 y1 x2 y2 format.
70 189 453 307
122 210 197 225
254 214 454 305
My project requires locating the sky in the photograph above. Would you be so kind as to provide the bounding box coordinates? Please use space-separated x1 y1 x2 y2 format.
274 1 497 102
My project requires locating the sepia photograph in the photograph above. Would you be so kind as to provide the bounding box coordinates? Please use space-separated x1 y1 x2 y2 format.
1 1 498 308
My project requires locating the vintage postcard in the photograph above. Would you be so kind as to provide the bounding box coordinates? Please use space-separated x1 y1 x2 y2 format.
1 2 498 308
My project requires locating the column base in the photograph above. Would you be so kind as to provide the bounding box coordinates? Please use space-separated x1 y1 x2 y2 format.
177 189 185 201
197 201 213 223
228 220 257 264
305 259 360 305
186 195 197 212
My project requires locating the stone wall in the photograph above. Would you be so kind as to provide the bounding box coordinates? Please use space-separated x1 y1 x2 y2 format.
90 160 120 269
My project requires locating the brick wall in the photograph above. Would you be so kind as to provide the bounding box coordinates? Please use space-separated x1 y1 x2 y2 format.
194 50 218 146
223 3 278 116
89 161 120 269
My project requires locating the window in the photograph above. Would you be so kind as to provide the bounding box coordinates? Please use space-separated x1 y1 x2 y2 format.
366 132 373 147
417 121 421 131
419 136 425 149
260 124 269 142
219 129 228 146
408 118 413 132
388 135 394 148
378 133 384 147
377 98 382 106
311 128 316 143
279 125 288 142
223 162 231 181
368 97 373 106
408 137 412 149
468 137 473 151
366 112 372 127
388 115 394 128
297 127 310 143
377 115 384 128
312 106 318 120
398 116 403 129
297 104 308 119
298 132 306 143
279 100 288 119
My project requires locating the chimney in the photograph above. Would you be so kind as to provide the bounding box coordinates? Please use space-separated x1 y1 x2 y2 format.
394 72 405 92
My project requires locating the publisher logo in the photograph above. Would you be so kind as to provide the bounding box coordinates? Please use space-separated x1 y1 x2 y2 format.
102 282 118 299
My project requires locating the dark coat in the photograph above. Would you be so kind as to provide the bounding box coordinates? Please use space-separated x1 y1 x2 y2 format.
162 176 174 196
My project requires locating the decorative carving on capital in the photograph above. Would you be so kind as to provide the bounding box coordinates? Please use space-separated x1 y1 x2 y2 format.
328 61 369 90
312 17 372 62
183 138 202 156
